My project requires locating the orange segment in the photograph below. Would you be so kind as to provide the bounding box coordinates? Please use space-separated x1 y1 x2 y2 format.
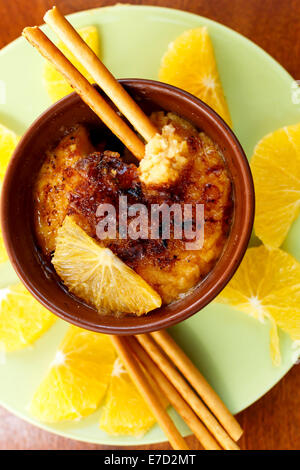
215 245 300 365
99 357 167 436
0 123 19 181
251 122 300 247
52 217 162 315
159 27 232 126
0 283 56 352
30 325 116 422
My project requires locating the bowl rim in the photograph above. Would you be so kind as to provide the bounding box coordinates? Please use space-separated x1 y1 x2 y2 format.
1 79 255 334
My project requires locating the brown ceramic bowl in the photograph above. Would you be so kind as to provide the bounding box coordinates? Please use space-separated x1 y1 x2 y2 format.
1 79 254 335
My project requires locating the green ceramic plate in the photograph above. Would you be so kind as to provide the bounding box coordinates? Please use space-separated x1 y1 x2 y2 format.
0 5 299 446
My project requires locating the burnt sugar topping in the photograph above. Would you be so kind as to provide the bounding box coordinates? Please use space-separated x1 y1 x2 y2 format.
34 112 233 305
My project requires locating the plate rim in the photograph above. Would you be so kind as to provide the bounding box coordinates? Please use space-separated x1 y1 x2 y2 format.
0 3 294 87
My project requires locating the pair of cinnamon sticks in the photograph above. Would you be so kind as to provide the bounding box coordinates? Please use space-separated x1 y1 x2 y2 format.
112 331 242 450
23 6 156 161
23 6 243 450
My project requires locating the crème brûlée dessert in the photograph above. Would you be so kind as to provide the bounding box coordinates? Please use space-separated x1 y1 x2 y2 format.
34 112 233 315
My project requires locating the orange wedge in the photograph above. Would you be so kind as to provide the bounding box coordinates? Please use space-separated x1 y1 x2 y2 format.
159 28 232 126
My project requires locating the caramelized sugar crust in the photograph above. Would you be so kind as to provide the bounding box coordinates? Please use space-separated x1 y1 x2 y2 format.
34 113 232 304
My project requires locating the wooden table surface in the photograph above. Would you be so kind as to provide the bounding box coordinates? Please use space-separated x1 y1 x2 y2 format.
0 0 299 451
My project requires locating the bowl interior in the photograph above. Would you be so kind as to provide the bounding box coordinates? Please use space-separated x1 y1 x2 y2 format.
1 80 254 334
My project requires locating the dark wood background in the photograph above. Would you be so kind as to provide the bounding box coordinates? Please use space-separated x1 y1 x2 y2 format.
0 0 299 450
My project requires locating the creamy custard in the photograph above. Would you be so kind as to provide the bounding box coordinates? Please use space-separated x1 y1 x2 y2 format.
34 113 232 306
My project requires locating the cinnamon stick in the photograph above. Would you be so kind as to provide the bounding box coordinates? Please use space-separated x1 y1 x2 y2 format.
137 334 240 450
110 336 189 451
22 26 145 160
127 336 222 450
151 330 243 441
44 6 157 142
